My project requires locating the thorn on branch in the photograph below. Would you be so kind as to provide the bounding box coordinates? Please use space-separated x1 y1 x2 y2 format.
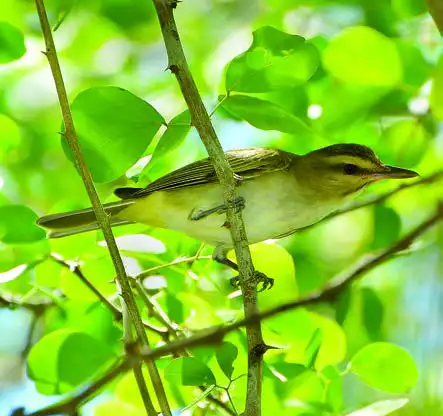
250 343 277 359
167 64 179 74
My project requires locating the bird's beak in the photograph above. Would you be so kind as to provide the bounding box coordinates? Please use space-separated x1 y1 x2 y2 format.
371 165 419 180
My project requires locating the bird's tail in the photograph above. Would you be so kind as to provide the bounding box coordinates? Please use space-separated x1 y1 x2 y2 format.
37 201 135 238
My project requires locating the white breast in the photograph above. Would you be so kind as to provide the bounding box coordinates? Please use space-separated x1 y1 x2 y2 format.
130 171 345 249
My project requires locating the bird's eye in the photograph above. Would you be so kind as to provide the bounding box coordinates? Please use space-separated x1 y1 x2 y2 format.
343 163 359 175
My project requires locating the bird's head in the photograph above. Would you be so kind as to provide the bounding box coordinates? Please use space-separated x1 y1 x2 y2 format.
294 143 418 200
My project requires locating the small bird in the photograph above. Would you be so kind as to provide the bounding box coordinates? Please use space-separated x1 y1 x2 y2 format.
37 144 418 287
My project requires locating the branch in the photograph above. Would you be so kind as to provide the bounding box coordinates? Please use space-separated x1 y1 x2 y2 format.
121 291 157 416
0 294 51 314
150 1 263 414
426 0 443 35
50 253 168 336
15 358 136 416
33 1 171 414
136 254 211 281
305 171 443 231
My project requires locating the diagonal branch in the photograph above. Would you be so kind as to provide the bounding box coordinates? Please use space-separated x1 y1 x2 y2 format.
33 1 171 414
121 289 157 416
150 1 263 414
49 253 168 336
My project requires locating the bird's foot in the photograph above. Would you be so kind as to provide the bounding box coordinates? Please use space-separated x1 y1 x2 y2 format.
230 270 274 292
189 196 245 221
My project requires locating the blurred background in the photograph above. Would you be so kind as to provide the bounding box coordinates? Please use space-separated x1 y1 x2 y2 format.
0 0 443 414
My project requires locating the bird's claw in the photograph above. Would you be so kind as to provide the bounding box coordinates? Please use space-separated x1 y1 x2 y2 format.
254 271 274 291
189 196 245 221
229 271 274 292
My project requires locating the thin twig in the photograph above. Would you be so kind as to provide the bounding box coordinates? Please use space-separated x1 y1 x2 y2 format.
49 253 168 336
150 2 263 414
136 254 211 281
135 282 235 414
136 280 179 337
17 358 136 416
21 310 43 359
33 1 171 414
121 287 157 416
0 295 50 313
50 253 122 320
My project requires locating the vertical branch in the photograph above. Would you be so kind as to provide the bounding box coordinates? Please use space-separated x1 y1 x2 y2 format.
121 295 157 416
33 1 171 415
149 1 263 414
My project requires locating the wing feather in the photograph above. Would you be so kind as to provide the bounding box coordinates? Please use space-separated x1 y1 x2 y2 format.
116 147 295 199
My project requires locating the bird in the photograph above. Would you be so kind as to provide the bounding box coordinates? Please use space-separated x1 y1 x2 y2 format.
37 144 418 289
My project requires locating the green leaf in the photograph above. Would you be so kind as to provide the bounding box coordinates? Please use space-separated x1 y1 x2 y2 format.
350 342 418 393
27 329 115 394
335 287 352 326
216 342 238 380
65 86 165 182
346 399 409 416
325 369 343 413
164 357 216 386
222 95 313 136
0 22 26 64
225 26 319 92
166 293 184 324
149 110 191 168
395 41 430 87
392 0 427 18
231 242 298 309
0 205 46 244
323 26 402 87
380 119 429 167
304 328 322 369
431 55 443 120
371 205 401 250
361 288 384 339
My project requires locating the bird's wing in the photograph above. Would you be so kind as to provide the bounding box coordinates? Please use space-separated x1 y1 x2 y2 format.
119 147 294 199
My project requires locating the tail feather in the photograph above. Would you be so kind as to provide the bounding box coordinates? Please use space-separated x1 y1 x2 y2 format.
37 200 134 238
47 218 134 238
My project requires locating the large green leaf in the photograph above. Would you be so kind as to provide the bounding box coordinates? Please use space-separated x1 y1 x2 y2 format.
350 342 418 393
361 287 384 340
150 110 191 166
164 357 216 386
0 22 26 64
27 329 116 394
65 86 165 182
323 26 402 87
225 26 319 92
371 205 401 250
222 95 313 137
216 342 238 380
0 205 45 244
